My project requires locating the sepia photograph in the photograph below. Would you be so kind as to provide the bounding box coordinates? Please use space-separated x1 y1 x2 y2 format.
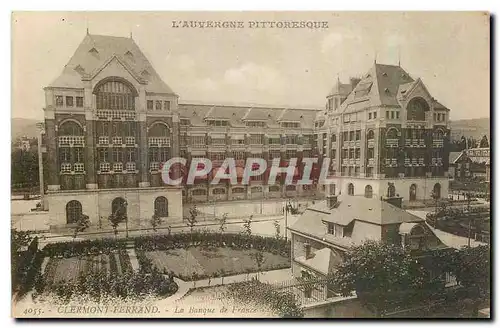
10 11 490 318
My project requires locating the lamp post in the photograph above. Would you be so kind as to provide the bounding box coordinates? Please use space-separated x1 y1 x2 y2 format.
35 122 45 210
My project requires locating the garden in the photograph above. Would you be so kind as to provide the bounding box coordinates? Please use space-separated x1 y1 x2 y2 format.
12 224 291 303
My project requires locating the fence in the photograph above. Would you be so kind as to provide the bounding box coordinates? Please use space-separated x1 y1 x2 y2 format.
271 278 339 306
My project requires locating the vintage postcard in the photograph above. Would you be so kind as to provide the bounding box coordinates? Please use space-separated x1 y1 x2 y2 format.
11 11 490 318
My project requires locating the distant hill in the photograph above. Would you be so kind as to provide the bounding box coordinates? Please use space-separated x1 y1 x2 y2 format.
11 118 41 140
449 118 490 141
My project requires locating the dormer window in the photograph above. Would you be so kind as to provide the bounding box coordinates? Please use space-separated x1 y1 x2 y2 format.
382 72 388 77
89 47 99 54
124 51 134 61
327 223 344 237
74 65 85 75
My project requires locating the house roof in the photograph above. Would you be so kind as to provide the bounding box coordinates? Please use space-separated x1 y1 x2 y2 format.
449 151 465 164
48 34 175 94
294 248 342 275
177 103 319 128
328 80 354 97
305 195 424 226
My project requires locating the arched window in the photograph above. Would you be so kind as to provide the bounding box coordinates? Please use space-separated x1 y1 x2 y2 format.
433 129 445 140
94 78 137 110
269 185 281 192
154 196 168 217
406 97 429 121
387 183 396 198
59 121 83 135
364 185 373 198
111 197 127 218
409 184 417 201
149 123 170 137
233 187 245 194
386 128 399 139
347 183 354 196
66 200 82 224
433 183 441 199
367 130 375 140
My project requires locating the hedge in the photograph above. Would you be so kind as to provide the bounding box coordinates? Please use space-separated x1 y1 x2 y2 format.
134 232 291 258
42 238 127 258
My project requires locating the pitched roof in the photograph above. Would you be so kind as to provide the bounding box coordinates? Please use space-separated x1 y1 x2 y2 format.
449 151 465 164
328 80 354 97
340 63 415 113
48 34 175 94
294 248 342 275
306 195 424 226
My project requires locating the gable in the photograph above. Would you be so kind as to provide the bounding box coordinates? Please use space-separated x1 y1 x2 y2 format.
90 57 143 93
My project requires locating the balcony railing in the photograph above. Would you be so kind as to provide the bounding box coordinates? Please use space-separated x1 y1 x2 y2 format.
125 136 136 145
411 158 418 166
99 162 111 172
433 139 444 148
367 139 375 148
112 136 123 145
125 162 136 172
98 136 109 145
405 158 411 166
97 109 136 121
386 139 399 147
150 162 160 171
113 163 123 172
418 158 425 166
60 163 72 173
419 139 425 147
342 159 348 165
149 137 171 147
355 140 361 147
58 135 85 147
74 163 85 173
385 158 398 167
368 158 375 166
355 159 360 165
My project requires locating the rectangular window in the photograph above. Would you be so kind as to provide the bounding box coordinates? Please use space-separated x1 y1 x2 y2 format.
66 96 74 107
331 149 337 158
343 132 348 141
164 101 171 111
98 148 108 162
55 95 63 107
211 138 225 145
126 149 136 162
349 131 354 141
368 113 372 120
147 100 154 110
59 148 71 163
386 111 390 119
396 111 400 119
155 100 162 110
76 97 84 107
191 136 206 146
74 148 84 162
391 111 395 119
374 112 377 119
249 134 263 145
328 223 336 235
286 150 296 160
269 150 281 159
355 130 361 140
233 152 245 160
112 149 122 163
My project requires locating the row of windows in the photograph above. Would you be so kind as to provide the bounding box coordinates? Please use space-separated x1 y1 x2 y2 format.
386 110 400 120
368 111 378 120
190 184 312 197
206 120 229 126
66 197 169 224
147 100 171 111
55 96 84 108
187 135 313 146
246 121 266 127
98 148 137 163
434 113 446 122
281 122 300 128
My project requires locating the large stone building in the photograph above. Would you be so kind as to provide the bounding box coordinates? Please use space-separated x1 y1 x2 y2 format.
41 32 451 229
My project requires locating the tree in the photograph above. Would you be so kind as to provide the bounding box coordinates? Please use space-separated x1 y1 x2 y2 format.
108 213 126 238
252 251 265 281
273 220 281 240
11 229 33 255
218 213 228 234
150 213 163 232
11 147 39 193
186 205 199 234
330 240 436 317
242 215 253 236
479 135 489 148
72 214 90 240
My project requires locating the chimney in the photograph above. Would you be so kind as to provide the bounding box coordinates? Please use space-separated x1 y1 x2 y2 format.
383 195 403 208
350 77 361 89
304 243 312 259
326 195 338 209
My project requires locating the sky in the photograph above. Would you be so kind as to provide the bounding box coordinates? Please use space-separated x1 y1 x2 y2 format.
12 11 489 120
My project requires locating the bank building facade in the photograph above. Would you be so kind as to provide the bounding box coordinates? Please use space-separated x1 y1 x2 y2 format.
41 33 450 229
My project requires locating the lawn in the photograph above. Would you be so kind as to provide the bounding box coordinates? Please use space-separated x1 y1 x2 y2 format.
43 250 133 284
142 246 290 280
